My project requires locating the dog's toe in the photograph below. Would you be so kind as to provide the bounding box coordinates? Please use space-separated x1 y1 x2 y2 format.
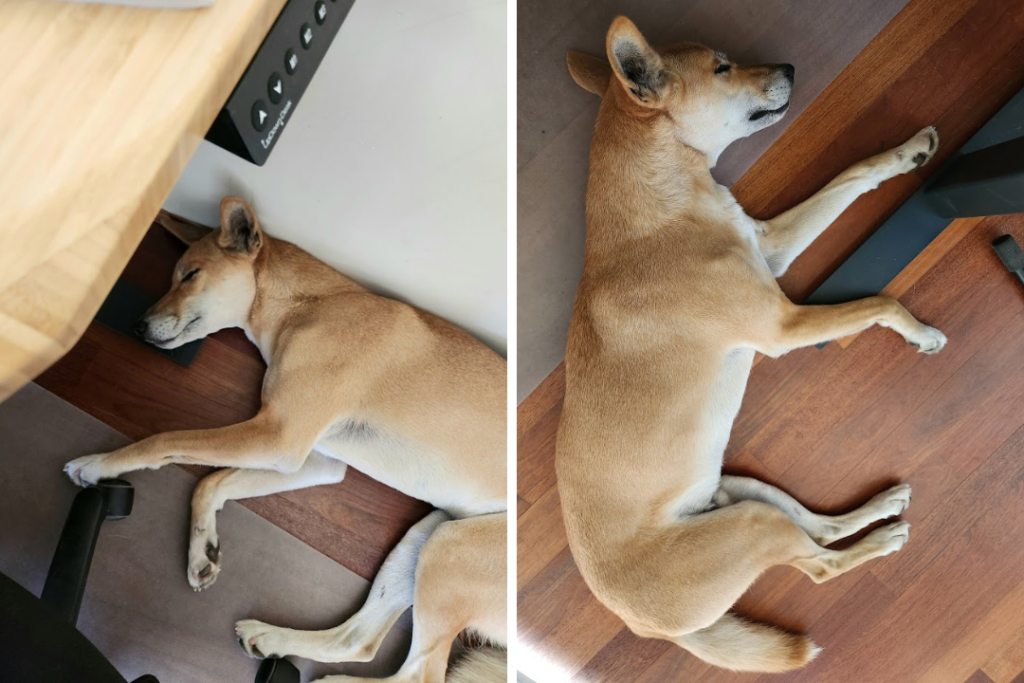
235 620 275 659
188 532 222 590
869 520 911 556
910 325 946 355
895 126 939 173
874 483 912 518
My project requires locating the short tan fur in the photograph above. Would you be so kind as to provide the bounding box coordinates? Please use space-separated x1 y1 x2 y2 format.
65 198 506 683
557 16 945 672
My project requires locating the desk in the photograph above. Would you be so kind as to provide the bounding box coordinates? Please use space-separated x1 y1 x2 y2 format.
0 0 285 401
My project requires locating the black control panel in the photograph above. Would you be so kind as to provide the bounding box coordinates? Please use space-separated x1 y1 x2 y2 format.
205 0 356 165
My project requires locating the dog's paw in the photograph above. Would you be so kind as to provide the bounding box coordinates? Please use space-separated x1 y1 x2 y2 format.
865 520 911 557
894 126 939 173
64 454 118 487
907 325 947 355
868 483 912 519
188 527 222 591
235 619 284 659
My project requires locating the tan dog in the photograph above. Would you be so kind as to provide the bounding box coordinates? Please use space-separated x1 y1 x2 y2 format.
64 198 507 683
557 17 945 673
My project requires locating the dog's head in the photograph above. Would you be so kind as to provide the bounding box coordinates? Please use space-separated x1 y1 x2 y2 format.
136 197 263 349
568 16 794 163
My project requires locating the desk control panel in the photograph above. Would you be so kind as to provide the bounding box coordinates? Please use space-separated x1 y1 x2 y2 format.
205 0 355 165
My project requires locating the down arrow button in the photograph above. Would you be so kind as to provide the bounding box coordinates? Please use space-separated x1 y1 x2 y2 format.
268 73 284 104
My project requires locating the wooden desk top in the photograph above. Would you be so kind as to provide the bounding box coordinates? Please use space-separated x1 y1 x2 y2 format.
0 0 285 402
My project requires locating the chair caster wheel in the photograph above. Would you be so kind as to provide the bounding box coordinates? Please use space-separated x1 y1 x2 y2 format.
94 479 134 520
256 657 300 683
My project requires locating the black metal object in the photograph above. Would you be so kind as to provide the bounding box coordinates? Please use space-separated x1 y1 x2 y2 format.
804 185 950 308
256 657 301 683
992 235 1024 291
205 0 357 165
40 480 135 624
925 136 1024 218
803 85 1024 346
94 280 203 368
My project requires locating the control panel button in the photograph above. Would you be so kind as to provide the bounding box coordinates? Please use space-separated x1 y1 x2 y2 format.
251 101 269 132
300 23 314 49
268 73 284 104
315 1 327 24
285 49 299 74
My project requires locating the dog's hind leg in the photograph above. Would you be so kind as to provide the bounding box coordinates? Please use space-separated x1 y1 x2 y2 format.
757 127 938 276
188 452 348 590
235 510 452 663
303 514 507 683
789 520 911 583
716 475 911 545
623 502 907 671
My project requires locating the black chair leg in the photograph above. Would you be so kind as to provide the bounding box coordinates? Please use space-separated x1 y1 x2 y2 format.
40 479 134 624
256 658 300 683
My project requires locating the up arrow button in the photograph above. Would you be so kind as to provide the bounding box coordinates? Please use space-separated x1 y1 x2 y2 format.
252 101 270 132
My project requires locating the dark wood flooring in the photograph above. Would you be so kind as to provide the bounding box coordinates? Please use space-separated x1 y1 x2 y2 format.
517 0 1024 680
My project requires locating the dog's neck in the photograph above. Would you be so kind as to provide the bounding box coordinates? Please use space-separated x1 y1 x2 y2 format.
241 236 366 356
585 89 718 252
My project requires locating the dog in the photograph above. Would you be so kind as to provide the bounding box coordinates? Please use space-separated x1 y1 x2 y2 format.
556 16 945 673
64 197 507 683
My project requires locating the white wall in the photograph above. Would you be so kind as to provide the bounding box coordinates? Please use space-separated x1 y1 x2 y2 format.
165 0 507 353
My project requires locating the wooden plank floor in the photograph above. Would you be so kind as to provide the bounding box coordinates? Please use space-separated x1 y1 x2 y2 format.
35 225 432 582
517 0 1024 680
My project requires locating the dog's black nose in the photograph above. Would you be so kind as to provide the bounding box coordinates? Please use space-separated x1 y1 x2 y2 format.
780 64 795 84
133 319 149 338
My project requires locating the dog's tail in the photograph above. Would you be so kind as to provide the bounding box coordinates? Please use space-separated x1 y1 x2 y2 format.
447 646 507 683
676 612 820 673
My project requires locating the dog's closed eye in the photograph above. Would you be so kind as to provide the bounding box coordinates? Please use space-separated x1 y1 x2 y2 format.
714 63 731 74
182 268 201 282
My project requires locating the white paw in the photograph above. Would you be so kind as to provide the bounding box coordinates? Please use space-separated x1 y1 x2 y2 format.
894 126 939 173
64 454 119 487
868 483 912 519
867 520 911 556
235 619 285 659
908 325 947 354
188 526 221 591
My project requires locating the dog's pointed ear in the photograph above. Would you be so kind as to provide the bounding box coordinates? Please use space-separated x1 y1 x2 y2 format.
606 16 668 106
567 51 612 96
218 196 262 254
155 210 214 245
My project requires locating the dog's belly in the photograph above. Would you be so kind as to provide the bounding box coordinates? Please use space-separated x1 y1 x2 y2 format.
313 418 505 519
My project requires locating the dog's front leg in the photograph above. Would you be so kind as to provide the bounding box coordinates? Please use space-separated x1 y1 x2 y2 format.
64 414 311 487
187 453 348 590
757 126 939 276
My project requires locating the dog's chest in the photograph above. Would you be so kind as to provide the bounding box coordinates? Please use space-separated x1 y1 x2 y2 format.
709 183 764 248
313 418 499 518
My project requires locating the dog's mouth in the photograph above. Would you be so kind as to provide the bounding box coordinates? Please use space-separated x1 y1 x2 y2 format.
749 100 790 122
148 316 202 349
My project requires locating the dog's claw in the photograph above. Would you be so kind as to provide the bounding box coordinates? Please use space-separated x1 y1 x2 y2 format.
235 620 278 659
64 454 116 488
